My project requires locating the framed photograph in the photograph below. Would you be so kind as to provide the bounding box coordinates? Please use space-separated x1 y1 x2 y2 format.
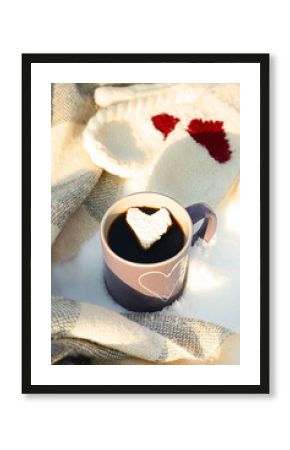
22 53 269 394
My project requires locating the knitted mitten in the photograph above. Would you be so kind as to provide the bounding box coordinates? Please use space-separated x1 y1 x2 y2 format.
83 83 239 207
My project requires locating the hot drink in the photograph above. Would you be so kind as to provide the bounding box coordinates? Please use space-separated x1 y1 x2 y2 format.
108 207 185 264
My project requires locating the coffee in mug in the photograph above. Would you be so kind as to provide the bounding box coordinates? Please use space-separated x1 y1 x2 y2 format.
108 207 185 264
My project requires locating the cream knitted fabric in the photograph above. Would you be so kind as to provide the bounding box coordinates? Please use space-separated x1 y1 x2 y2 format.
83 84 205 177
83 83 239 206
52 297 238 364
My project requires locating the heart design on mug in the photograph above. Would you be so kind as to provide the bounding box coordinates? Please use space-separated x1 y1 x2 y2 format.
139 258 187 301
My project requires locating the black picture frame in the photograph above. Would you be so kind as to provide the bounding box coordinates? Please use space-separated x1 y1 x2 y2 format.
22 53 269 394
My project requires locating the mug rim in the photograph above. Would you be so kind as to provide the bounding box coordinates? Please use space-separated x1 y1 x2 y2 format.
100 191 193 268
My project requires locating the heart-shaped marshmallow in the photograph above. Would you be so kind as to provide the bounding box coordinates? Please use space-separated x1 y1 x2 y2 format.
126 207 172 250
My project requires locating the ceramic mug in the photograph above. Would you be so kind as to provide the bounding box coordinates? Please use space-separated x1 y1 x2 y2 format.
100 192 217 312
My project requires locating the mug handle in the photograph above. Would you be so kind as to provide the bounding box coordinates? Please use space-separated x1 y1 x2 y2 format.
186 203 217 246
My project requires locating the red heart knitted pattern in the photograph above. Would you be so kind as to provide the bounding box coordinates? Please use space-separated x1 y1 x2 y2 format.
151 113 180 139
187 119 231 163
